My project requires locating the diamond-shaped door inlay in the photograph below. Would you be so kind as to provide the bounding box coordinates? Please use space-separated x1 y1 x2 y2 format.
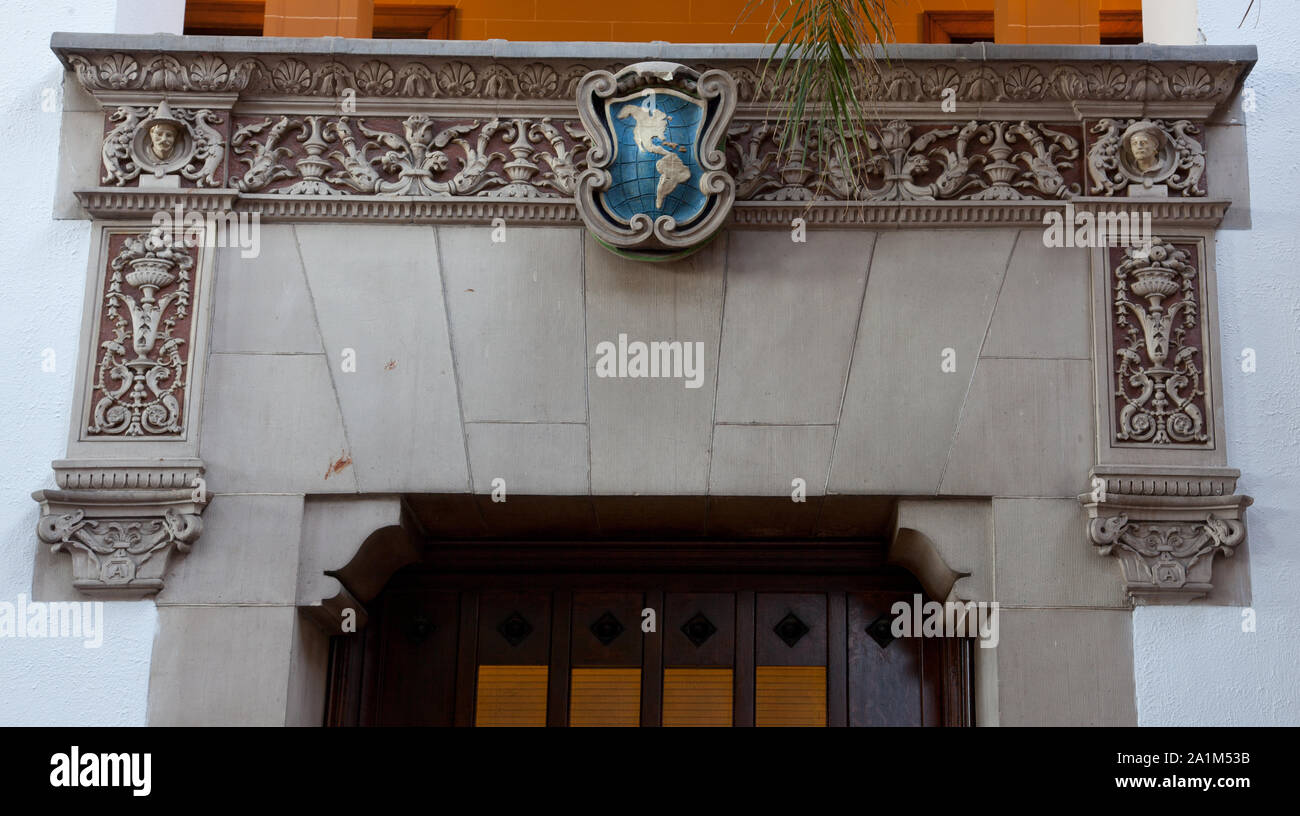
590 610 625 646
774 612 810 648
497 611 533 646
867 614 896 649
681 612 717 647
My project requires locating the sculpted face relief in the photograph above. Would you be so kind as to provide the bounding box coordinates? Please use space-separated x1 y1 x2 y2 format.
148 121 179 161
1127 128 1164 174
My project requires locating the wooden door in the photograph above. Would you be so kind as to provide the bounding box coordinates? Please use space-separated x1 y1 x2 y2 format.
327 547 972 727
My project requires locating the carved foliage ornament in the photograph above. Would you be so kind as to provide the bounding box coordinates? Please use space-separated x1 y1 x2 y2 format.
1087 513 1243 604
575 62 737 253
88 228 197 437
729 118 1082 202
1111 238 1210 446
37 507 202 594
230 114 588 198
102 99 226 187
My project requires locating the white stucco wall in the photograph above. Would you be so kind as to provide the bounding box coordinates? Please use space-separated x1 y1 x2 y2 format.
1132 2 1300 726
0 0 179 727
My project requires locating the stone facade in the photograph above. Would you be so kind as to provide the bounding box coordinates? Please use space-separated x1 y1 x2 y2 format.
34 34 1258 725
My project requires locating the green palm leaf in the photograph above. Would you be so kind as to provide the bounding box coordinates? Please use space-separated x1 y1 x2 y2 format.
737 0 895 197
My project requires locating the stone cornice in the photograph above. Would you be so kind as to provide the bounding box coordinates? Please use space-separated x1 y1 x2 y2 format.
51 33 1254 115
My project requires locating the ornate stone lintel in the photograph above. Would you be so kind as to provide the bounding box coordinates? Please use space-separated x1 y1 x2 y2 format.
32 459 207 598
1079 465 1251 605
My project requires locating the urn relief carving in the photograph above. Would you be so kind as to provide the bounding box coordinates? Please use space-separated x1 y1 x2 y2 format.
1109 238 1212 448
88 226 197 438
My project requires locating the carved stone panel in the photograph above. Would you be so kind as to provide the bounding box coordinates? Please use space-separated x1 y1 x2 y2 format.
84 227 203 439
727 119 1084 202
229 114 588 198
1107 237 1213 449
1085 117 1206 197
101 99 228 188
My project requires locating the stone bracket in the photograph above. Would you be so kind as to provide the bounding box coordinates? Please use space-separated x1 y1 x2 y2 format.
1078 465 1251 605
32 459 208 599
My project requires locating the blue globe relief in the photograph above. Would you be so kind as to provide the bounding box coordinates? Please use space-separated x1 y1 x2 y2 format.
602 91 708 226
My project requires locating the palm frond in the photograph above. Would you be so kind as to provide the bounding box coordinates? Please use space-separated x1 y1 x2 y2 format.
737 0 895 196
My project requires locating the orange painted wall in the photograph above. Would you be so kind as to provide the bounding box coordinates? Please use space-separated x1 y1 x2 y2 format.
189 0 1143 43
452 0 1003 43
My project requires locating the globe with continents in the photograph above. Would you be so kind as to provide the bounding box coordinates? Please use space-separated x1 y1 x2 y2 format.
604 91 707 225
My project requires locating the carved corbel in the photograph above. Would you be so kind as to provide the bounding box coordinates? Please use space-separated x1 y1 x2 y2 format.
1079 466 1251 604
33 460 208 598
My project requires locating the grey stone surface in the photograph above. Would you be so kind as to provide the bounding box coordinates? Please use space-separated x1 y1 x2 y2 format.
584 234 724 495
199 352 356 493
1207 123 1252 230
973 642 999 726
981 234 1090 359
993 498 1127 608
830 230 1016 494
147 605 298 726
156 494 305 605
439 227 587 423
994 608 1137 726
466 422 588 495
294 224 468 492
285 612 330 726
894 498 994 602
296 495 403 608
209 226 323 354
941 358 1093 497
715 231 872 424
30 528 77 603
709 424 836 497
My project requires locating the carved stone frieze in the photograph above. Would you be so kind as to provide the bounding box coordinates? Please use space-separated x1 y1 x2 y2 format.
729 118 1082 202
1108 237 1211 447
1079 466 1251 605
86 227 200 438
102 99 227 188
230 113 589 198
1087 118 1206 197
32 459 208 598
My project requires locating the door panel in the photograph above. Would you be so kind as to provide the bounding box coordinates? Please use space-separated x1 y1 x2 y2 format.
336 565 969 727
848 591 928 727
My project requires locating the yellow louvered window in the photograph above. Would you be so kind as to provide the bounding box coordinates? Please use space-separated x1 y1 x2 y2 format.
662 668 734 727
755 666 827 727
569 668 641 726
474 665 548 727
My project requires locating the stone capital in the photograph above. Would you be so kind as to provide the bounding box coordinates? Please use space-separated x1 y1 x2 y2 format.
1078 465 1251 605
32 459 208 598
